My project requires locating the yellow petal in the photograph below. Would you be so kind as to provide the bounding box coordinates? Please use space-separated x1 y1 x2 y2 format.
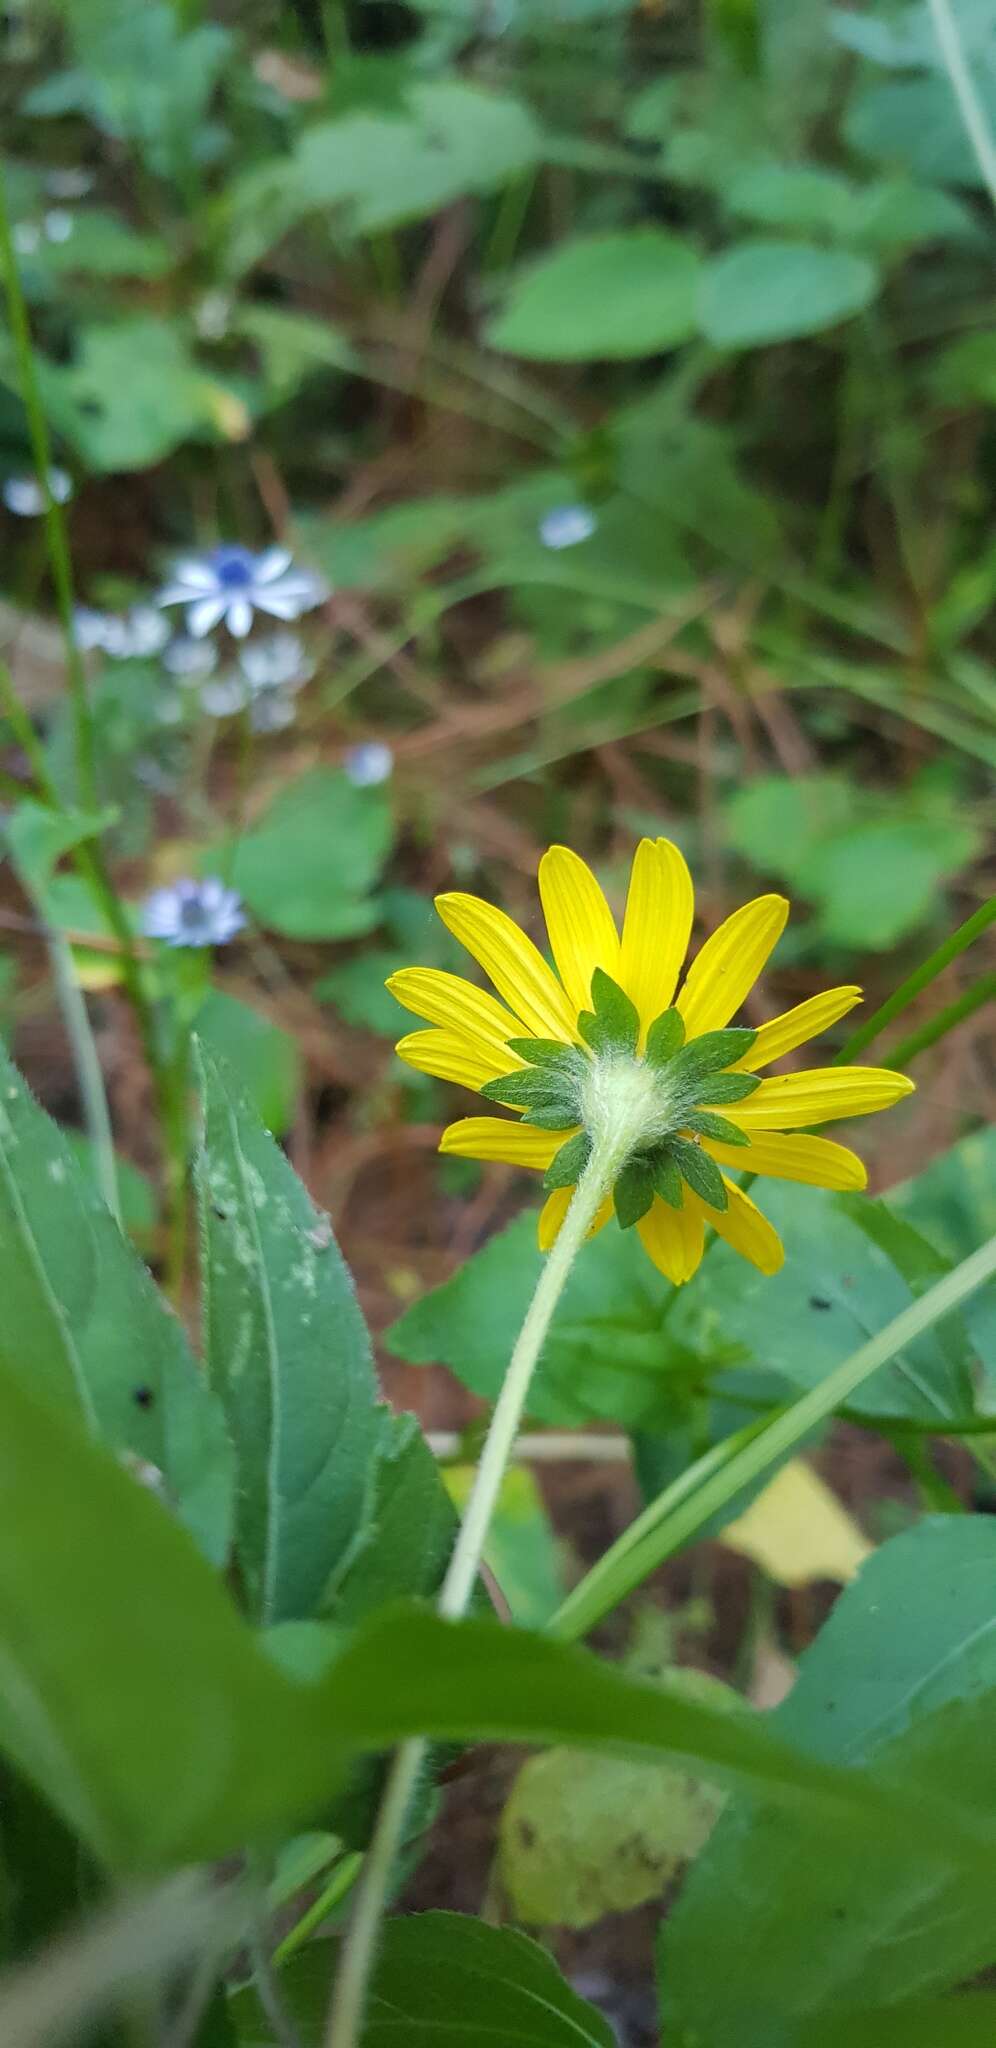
395 1029 523 1092
538 845 620 1014
636 1196 705 1285
435 892 578 1041
387 968 522 1056
733 1066 915 1131
619 837 695 1034
734 986 863 1072
439 1118 574 1169
702 1131 868 1190
677 894 789 1038
692 1178 785 1274
537 1187 613 1251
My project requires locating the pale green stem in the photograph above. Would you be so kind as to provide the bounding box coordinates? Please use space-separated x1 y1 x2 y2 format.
927 0 996 215
323 1123 639 2048
47 928 121 1223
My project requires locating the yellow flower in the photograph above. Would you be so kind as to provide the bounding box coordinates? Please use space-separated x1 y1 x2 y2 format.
387 841 914 1285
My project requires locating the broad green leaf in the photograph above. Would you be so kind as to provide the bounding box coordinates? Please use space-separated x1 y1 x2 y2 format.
329 1413 456 1627
0 1376 982 1882
889 1126 996 1400
660 1518 996 2045
38 208 172 279
684 1186 977 1426
0 1045 232 1562
697 240 878 348
196 990 301 1137
43 318 227 472
386 1211 712 1431
196 1046 381 1625
230 1914 616 2047
444 1463 564 1628
845 75 996 189
488 229 701 360
234 306 357 406
499 1670 734 1927
0 1358 337 1870
233 769 392 940
810 1991 996 2047
224 84 541 271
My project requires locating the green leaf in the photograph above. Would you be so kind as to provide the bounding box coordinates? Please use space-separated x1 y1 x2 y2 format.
577 968 640 1055
682 1108 751 1145
670 1138 728 1211
0 1045 232 1564
43 318 226 473
387 1210 712 1430
224 83 541 271
195 1046 381 1625
845 75 996 189
660 1519 996 2044
0 1359 339 1870
499 1673 734 1928
809 1991 996 2048
233 769 392 941
691 1070 761 1106
444 1463 565 1630
652 1151 685 1208
697 241 878 348
672 1027 757 1081
644 1006 685 1065
329 1413 456 1628
488 229 702 361
196 990 301 1138
230 1914 616 2048
684 1186 977 1426
614 1157 655 1229
544 1130 591 1191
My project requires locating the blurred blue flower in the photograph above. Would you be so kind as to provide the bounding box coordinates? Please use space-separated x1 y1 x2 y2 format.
538 505 597 550
344 740 393 788
141 876 246 949
162 635 219 680
3 467 73 516
73 603 170 659
157 544 326 640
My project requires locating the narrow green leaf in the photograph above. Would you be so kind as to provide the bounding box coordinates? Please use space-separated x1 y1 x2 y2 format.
652 1152 685 1208
195 1045 380 1626
505 1038 581 1070
614 1158 655 1229
682 1109 751 1145
526 1104 587 1132
672 1028 757 1082
0 1046 232 1563
480 1072 578 1120
544 1131 591 1191
644 1007 685 1066
577 969 640 1056
671 1138 729 1210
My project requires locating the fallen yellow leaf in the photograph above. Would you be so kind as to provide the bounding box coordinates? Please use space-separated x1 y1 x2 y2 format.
721 1458 872 1587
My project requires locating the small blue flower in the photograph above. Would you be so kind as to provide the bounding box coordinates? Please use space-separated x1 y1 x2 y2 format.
73 603 170 659
157 544 327 640
162 635 218 680
141 876 246 949
538 504 597 551
344 740 393 788
3 467 73 517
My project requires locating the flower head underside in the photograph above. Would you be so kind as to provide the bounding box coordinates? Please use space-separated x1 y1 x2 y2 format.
387 840 915 1284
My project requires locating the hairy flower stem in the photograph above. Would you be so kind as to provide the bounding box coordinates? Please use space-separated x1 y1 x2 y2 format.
323 1119 642 2048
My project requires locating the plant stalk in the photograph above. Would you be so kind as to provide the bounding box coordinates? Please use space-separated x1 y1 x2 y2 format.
323 1127 635 2048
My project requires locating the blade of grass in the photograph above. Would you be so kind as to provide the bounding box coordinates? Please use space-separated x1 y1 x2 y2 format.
552 1231 996 1641
836 897 996 1063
